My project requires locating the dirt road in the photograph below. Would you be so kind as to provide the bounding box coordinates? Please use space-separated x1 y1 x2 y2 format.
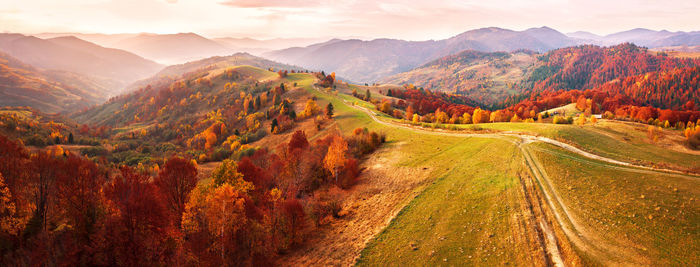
346 100 698 178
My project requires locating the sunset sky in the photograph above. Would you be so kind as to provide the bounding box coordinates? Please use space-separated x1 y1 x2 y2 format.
0 0 698 40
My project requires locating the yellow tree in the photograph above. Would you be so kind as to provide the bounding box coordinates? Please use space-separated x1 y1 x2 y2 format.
577 113 586 125
462 112 472 124
204 131 217 150
435 110 449 124
510 114 521 122
472 108 489 124
302 99 321 118
412 114 420 123
590 115 598 124
182 182 248 262
0 173 24 236
324 136 348 184
205 184 247 262
379 101 392 114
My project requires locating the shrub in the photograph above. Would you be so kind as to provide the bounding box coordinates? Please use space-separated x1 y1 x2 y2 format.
155 143 177 152
339 158 360 189
80 146 108 158
552 115 573 124
210 147 233 161
24 134 47 146
240 128 267 144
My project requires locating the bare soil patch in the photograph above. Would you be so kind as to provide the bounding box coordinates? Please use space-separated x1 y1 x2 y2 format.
275 142 433 266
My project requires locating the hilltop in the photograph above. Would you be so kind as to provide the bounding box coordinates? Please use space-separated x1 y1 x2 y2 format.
381 50 539 104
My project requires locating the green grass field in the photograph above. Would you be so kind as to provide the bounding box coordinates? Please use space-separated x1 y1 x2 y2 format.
356 138 540 266
373 114 700 172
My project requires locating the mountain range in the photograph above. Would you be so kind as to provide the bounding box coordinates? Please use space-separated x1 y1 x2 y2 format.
567 28 700 48
35 32 327 63
3 26 700 114
264 27 700 83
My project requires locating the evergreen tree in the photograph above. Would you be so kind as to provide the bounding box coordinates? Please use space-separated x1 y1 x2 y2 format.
271 118 279 133
326 103 334 119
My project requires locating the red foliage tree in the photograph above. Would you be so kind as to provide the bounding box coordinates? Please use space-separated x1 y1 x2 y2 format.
155 156 198 226
288 130 309 154
103 167 173 266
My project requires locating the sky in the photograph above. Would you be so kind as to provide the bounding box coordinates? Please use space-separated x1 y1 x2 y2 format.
0 0 698 40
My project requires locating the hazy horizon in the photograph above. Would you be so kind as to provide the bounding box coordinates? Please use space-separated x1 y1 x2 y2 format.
1 0 698 41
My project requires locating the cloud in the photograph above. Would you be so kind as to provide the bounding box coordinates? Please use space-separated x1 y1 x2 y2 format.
165 0 178 3
219 0 320 8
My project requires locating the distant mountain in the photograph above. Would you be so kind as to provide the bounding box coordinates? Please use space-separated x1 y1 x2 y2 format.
0 52 109 113
214 37 329 56
45 36 164 86
566 28 700 48
35 32 329 60
34 32 139 47
105 33 234 65
603 28 676 46
566 31 603 41
0 33 163 95
263 27 578 83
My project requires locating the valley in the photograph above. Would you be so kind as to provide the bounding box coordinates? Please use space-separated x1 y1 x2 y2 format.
1 7 699 265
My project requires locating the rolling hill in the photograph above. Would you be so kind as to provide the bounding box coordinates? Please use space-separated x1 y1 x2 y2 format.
0 52 108 113
123 52 305 94
73 53 305 125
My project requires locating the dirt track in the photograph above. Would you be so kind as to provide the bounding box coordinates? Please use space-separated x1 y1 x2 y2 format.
347 101 698 178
